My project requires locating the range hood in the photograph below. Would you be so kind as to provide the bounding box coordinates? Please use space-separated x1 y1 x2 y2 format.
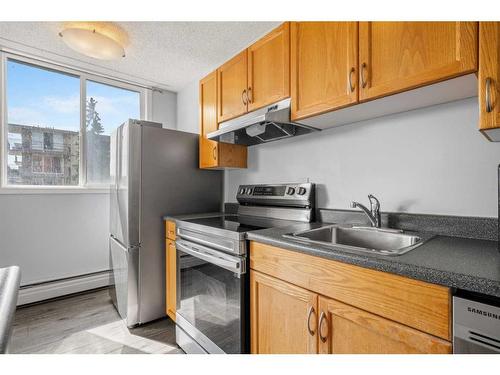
207 98 320 146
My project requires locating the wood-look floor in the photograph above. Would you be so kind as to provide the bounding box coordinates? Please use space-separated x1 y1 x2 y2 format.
9 288 183 354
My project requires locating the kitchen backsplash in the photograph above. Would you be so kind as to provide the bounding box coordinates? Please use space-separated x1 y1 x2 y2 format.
225 97 500 218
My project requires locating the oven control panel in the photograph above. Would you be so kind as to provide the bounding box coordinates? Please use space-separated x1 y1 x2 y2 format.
236 183 314 208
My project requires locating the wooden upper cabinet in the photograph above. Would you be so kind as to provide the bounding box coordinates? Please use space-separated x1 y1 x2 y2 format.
318 297 452 354
479 22 500 140
199 136 219 169
200 71 219 137
199 71 247 169
217 50 248 122
358 22 478 101
291 22 359 121
251 270 318 354
248 22 290 111
217 23 290 121
199 71 220 169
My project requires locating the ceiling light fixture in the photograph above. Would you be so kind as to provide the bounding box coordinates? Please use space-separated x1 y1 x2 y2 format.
59 27 126 60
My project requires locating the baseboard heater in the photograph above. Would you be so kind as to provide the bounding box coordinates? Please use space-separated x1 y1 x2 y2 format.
17 270 112 306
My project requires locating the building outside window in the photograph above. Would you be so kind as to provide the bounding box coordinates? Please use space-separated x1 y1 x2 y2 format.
86 80 140 185
2 56 144 188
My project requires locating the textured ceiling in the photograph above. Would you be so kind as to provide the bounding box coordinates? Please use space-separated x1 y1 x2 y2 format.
0 22 281 91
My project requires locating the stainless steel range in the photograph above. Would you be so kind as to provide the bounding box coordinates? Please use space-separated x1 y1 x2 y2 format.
174 183 315 354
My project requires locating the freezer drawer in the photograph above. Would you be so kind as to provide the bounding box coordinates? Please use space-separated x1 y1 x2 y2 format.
109 236 139 327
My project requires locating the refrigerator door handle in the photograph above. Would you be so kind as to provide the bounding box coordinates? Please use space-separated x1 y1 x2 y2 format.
110 234 140 251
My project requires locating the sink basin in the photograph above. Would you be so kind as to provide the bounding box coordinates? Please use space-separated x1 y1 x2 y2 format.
283 225 427 256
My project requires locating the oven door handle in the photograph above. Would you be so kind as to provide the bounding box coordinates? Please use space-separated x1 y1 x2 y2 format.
177 227 235 254
176 240 245 275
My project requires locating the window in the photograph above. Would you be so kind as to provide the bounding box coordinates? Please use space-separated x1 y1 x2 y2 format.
31 131 43 151
5 59 80 186
32 155 42 173
8 132 21 151
53 133 64 151
85 81 140 185
43 132 54 150
2 56 144 188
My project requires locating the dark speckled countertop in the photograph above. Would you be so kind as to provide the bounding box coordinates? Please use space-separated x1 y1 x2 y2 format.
165 206 500 298
246 223 500 298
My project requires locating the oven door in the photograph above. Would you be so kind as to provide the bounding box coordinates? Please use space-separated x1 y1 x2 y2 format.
175 239 247 354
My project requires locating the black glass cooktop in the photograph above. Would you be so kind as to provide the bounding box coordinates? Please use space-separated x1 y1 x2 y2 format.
184 215 267 233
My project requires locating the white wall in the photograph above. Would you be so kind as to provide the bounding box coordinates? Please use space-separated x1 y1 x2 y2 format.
151 89 177 129
0 92 176 287
0 192 109 286
226 98 500 218
176 80 199 134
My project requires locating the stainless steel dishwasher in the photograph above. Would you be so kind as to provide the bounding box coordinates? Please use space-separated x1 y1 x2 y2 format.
453 293 500 353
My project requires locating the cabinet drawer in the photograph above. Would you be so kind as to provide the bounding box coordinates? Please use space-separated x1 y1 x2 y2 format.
165 220 176 240
250 241 451 340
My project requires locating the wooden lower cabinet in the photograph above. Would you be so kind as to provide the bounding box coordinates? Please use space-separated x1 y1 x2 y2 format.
249 241 453 354
250 270 317 354
165 238 176 321
317 297 452 354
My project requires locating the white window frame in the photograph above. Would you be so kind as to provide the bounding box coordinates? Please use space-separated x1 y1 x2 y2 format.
0 51 147 194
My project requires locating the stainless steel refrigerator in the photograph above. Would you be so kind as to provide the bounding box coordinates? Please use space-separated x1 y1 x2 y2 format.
109 119 222 327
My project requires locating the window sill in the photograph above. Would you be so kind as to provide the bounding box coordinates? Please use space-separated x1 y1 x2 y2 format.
0 186 110 195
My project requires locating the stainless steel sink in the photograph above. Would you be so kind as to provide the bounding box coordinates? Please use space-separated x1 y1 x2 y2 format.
283 225 428 256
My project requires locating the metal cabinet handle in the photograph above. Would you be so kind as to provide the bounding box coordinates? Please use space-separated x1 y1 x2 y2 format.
242 89 247 105
212 146 217 160
247 87 253 103
360 62 368 89
318 311 328 343
307 306 316 336
486 77 493 113
348 67 356 93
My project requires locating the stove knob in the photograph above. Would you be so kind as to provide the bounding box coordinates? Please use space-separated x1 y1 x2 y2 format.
239 188 245 195
298 187 307 195
247 188 253 195
287 187 296 195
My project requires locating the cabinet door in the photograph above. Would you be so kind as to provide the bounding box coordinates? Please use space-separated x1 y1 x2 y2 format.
199 71 219 169
359 22 477 101
247 22 290 111
291 22 358 121
250 270 318 354
165 239 176 321
479 22 500 139
318 297 451 354
199 136 219 169
217 50 248 122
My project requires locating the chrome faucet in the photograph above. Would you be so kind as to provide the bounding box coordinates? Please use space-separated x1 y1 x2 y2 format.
350 194 381 228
